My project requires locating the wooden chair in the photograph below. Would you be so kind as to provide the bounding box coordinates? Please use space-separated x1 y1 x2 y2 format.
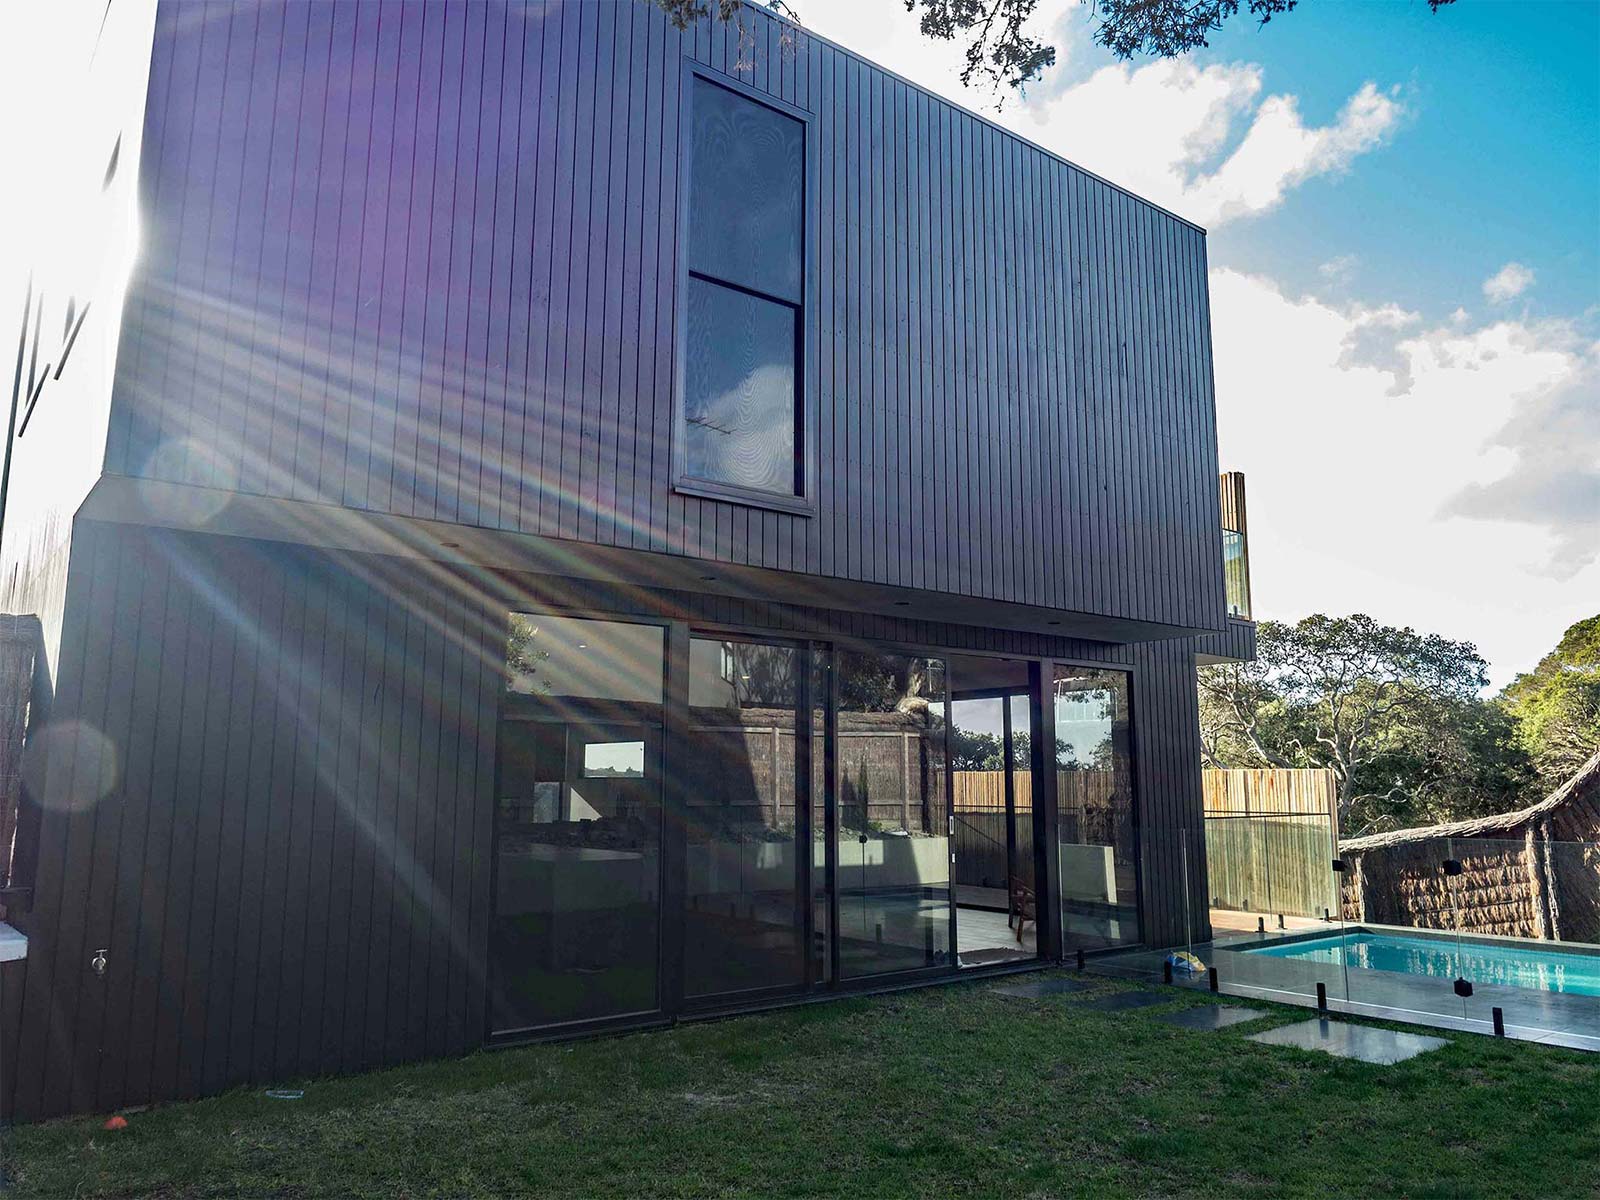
1009 876 1036 943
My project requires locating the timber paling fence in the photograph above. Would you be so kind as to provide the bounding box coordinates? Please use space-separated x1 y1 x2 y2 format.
1203 768 1340 919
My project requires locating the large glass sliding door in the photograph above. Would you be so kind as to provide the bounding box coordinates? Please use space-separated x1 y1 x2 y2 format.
1054 666 1138 951
490 621 1073 1036
950 678 1037 967
491 615 666 1033
684 636 807 1000
834 651 952 978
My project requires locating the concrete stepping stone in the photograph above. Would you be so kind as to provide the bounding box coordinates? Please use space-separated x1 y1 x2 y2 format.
1157 1005 1264 1031
991 977 1094 998
1075 990 1172 1012
1247 1018 1448 1064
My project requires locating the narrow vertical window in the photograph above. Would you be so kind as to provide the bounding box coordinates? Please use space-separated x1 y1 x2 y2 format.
680 74 806 504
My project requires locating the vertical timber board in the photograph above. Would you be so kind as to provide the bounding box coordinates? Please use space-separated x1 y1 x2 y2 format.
109 0 1225 633
5 524 500 1120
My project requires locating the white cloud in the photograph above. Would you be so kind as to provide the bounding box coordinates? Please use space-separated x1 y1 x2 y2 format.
1320 254 1358 281
1211 268 1600 688
791 1 1403 228
1483 261 1536 303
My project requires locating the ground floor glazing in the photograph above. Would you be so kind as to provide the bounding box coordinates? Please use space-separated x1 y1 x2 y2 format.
489 610 1143 1036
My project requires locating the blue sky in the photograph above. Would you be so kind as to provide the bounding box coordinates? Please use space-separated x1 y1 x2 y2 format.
800 0 1600 690
1200 0 1599 323
0 0 1592 690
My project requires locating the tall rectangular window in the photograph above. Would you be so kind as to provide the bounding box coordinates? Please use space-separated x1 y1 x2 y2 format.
490 615 666 1033
1054 666 1138 951
835 651 951 977
684 636 807 999
680 73 806 504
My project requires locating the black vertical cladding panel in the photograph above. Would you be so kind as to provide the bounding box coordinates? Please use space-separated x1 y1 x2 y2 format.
277 538 330 1081
30 528 122 1119
172 544 237 1101
94 538 182 1115
425 595 462 1057
612 2 644 553
251 529 309 1086
457 1 502 531
225 550 286 1088
6 525 512 1120
339 0 389 513
369 569 410 1067
197 547 263 1099
147 543 218 1106
320 554 368 1078
381 572 425 1064
115 0 1225 634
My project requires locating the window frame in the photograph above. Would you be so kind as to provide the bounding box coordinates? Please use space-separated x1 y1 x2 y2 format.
673 63 816 517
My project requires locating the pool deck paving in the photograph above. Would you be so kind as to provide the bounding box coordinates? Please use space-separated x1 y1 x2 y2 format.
1092 929 1600 1052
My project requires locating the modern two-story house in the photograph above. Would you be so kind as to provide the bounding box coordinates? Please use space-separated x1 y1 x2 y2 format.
0 0 1255 1120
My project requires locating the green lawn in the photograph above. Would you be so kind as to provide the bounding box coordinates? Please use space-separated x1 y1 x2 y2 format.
9 975 1600 1198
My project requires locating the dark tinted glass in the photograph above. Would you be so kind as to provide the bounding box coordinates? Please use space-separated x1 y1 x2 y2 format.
835 651 951 978
490 616 666 1032
684 638 806 998
1054 666 1137 951
684 277 797 496
689 76 803 303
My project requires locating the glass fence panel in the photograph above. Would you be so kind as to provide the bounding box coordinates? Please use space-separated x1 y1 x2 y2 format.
1272 834 1600 1041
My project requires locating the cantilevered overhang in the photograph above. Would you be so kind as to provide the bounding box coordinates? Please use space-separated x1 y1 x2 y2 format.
1194 617 1257 665
79 475 1227 646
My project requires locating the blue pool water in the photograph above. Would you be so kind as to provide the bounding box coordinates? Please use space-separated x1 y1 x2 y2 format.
1248 931 1600 998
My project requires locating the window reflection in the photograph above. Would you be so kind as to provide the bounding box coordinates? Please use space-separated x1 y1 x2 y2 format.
685 637 806 998
681 74 805 502
684 278 797 496
491 615 665 1032
1055 666 1138 950
688 75 804 304
836 651 951 977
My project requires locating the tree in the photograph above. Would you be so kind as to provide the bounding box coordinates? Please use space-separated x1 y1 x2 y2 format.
652 0 1456 93
1501 615 1600 788
1198 614 1499 836
951 726 1032 770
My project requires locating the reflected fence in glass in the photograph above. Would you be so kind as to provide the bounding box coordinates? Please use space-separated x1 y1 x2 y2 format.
1054 666 1138 953
834 651 951 978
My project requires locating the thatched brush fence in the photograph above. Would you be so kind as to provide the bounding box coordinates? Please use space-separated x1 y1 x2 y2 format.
1339 751 1600 942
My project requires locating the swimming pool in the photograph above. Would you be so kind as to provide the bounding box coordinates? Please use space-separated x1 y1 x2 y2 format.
1248 931 1600 998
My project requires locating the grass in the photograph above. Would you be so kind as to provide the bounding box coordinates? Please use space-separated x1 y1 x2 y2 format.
8 974 1600 1198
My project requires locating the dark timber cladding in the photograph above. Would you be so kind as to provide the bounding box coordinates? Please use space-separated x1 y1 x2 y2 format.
11 524 501 1120
0 0 1239 1122
106 0 1225 635
8 522 1206 1117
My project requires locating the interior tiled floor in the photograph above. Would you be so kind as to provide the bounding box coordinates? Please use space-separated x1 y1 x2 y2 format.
957 905 1037 965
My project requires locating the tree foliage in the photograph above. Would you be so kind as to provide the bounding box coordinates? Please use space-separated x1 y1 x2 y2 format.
951 725 1031 770
1197 614 1520 836
1501 615 1600 788
652 0 1456 94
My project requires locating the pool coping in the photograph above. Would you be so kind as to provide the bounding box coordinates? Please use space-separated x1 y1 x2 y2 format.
1092 930 1600 1053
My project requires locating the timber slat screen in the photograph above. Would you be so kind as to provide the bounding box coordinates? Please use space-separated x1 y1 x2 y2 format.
1203 769 1338 919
